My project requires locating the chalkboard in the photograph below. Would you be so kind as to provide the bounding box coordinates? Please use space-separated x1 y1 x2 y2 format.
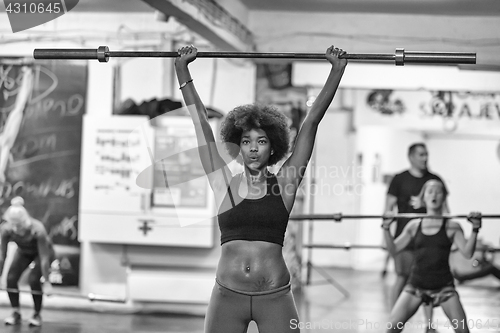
0 60 87 285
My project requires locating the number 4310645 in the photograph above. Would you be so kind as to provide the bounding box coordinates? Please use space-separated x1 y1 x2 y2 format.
5 2 62 14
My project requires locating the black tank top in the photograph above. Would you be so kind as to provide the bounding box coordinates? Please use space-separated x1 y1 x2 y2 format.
409 219 454 290
217 173 289 246
3 220 53 256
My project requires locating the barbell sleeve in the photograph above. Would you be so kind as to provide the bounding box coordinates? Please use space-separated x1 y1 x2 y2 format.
33 46 476 65
33 48 99 60
403 51 476 64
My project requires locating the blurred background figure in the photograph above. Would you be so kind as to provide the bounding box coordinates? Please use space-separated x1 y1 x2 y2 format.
450 239 500 286
0 196 55 327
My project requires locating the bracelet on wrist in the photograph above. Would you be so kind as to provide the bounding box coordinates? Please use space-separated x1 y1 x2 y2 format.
472 228 480 233
179 79 193 89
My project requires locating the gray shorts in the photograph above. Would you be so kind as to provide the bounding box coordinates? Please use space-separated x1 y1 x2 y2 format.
204 279 299 333
404 284 458 307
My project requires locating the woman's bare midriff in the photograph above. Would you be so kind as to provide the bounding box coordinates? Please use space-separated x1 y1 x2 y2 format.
216 240 290 292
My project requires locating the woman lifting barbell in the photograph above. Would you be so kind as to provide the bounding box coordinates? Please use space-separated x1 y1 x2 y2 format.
0 197 55 327
382 179 481 333
175 44 347 333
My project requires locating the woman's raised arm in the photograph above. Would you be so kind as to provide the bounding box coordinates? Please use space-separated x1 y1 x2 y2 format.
278 46 347 193
175 46 233 197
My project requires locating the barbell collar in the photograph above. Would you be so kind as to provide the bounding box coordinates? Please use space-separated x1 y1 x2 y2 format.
97 45 110 63
395 47 405 66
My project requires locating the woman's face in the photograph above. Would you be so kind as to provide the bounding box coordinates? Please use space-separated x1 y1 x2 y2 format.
423 183 445 210
240 128 272 171
11 217 30 236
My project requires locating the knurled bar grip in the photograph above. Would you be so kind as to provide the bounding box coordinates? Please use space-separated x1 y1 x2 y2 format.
33 46 476 65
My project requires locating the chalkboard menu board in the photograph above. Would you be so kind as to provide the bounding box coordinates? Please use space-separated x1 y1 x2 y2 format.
0 60 87 285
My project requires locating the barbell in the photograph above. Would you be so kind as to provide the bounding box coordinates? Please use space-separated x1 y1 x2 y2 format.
302 243 500 252
32 46 476 66
149 213 496 229
303 243 385 250
0 287 126 303
289 213 500 221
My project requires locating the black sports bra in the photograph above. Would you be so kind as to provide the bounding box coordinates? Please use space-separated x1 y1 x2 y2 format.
217 173 289 246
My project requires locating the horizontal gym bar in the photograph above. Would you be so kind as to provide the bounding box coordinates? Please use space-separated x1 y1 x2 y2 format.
32 46 476 66
303 243 500 252
0 58 34 66
303 243 385 250
0 287 126 303
289 213 500 221
151 213 498 228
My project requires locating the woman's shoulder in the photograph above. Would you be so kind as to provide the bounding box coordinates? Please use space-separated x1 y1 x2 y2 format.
407 218 421 227
228 172 243 185
266 171 282 186
0 221 13 235
266 170 278 178
30 219 49 236
445 219 462 231
404 218 421 234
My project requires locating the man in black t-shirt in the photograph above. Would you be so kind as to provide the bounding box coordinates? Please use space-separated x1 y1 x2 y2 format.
384 143 449 332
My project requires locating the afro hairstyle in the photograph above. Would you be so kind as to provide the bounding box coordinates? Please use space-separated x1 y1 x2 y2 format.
220 104 290 166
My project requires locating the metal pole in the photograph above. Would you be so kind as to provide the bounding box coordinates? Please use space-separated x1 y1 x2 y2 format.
289 213 500 221
303 244 385 249
302 243 500 252
33 46 477 65
0 287 126 303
